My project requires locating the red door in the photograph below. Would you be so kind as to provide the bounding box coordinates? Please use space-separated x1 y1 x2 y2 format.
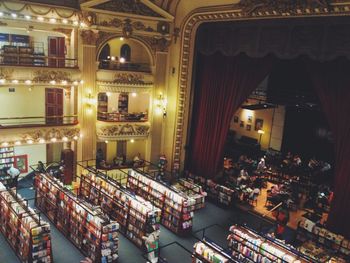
46 88 63 124
48 37 65 67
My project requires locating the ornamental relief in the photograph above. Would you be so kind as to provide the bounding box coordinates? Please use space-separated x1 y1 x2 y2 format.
33 70 72 82
114 73 145 85
0 127 80 146
97 124 150 138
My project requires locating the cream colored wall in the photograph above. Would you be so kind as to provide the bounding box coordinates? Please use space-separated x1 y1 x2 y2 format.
129 93 149 113
229 99 286 151
0 87 73 124
105 92 149 113
126 140 146 161
107 38 150 64
0 86 44 123
14 144 46 177
106 141 117 163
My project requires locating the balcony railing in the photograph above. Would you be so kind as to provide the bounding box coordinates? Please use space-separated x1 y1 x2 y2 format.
98 60 151 73
0 54 78 68
0 115 78 128
97 112 148 122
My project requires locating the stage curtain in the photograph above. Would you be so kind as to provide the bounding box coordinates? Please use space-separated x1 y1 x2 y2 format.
308 58 350 238
187 52 273 178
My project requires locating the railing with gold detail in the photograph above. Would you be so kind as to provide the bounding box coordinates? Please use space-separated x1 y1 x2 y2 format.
0 115 78 128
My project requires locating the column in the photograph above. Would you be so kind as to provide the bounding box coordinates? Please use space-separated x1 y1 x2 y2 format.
78 30 99 161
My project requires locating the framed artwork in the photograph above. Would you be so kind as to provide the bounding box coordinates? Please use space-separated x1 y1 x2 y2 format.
233 116 239 123
246 124 252 131
14 155 28 173
255 118 264 131
247 115 253 123
240 121 244 128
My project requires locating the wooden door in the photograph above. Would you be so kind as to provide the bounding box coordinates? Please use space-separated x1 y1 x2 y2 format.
48 37 65 67
46 88 63 124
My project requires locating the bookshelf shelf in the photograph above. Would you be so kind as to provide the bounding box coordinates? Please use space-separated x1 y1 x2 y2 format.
127 169 195 235
34 173 119 263
0 182 53 263
78 168 161 249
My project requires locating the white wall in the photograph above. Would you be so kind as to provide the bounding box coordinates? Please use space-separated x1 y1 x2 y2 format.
14 144 46 177
105 92 150 113
0 87 73 125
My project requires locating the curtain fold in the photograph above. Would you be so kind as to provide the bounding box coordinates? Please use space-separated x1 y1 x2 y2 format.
187 52 274 178
307 58 350 238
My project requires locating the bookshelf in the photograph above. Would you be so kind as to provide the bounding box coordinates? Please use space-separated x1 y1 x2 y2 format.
127 169 195 234
0 182 53 263
78 169 161 248
97 93 108 121
0 147 15 170
296 217 350 262
34 173 119 263
192 239 236 263
174 178 206 210
118 93 128 114
188 174 235 206
228 225 311 263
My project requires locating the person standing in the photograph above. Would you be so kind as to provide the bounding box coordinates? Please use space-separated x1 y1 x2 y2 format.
274 204 290 239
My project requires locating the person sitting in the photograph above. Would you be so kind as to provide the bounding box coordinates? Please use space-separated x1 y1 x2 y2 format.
113 155 124 167
257 157 266 172
99 160 111 169
133 153 144 167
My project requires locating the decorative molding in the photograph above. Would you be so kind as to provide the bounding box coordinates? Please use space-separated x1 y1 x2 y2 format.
97 83 152 93
53 27 73 36
33 70 72 82
0 127 80 146
80 10 97 27
97 123 150 140
238 0 330 15
149 37 171 52
0 69 14 80
172 0 350 166
80 29 99 45
114 73 145 85
92 0 163 18
99 18 156 35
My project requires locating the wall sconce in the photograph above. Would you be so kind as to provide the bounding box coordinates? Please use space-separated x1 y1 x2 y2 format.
86 93 94 113
155 93 167 118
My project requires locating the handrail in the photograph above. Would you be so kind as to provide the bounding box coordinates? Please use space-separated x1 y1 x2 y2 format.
0 53 78 68
98 60 151 73
0 114 78 127
0 115 78 120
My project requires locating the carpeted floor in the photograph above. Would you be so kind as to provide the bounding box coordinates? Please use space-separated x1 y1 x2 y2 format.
0 177 295 263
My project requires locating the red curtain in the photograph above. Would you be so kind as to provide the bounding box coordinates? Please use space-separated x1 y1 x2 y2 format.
187 52 274 178
308 58 350 238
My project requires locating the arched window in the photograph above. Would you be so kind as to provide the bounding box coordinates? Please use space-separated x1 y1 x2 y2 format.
120 44 131 62
99 43 110 61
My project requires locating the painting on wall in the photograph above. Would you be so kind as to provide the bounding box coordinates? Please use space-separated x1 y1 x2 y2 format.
255 118 264 131
240 121 244 128
234 116 239 123
247 115 253 123
14 155 28 173
246 124 252 131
